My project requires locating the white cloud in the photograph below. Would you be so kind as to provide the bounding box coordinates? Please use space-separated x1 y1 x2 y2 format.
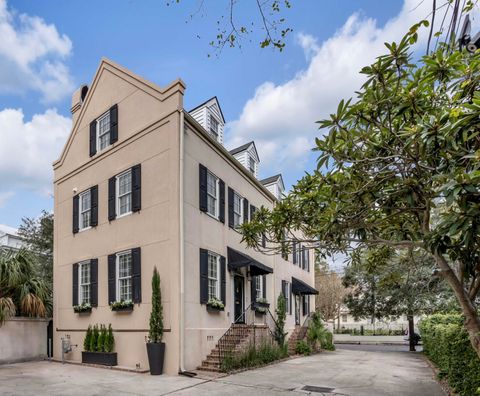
0 108 71 194
0 0 73 102
0 191 14 208
225 0 444 178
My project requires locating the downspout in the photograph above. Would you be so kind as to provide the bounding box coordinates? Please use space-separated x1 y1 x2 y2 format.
179 110 186 374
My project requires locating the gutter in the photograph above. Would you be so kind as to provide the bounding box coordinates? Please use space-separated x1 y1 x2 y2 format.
179 110 186 374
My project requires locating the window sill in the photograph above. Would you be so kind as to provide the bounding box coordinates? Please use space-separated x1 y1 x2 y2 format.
78 226 92 233
205 212 221 222
116 211 133 220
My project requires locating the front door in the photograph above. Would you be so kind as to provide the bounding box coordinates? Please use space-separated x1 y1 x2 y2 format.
234 276 245 323
295 294 301 325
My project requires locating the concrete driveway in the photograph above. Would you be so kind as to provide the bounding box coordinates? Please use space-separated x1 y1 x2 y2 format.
0 347 444 396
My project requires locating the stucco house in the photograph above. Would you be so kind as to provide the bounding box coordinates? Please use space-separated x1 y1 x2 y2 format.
53 59 317 374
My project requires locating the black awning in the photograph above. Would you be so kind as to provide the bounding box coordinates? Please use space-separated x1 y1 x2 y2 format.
227 247 273 276
292 277 319 295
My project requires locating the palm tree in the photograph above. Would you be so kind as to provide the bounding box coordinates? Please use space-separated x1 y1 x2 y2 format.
0 249 51 325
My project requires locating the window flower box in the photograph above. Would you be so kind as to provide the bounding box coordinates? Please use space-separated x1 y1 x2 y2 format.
206 298 224 312
73 303 92 314
110 300 134 312
82 351 117 366
253 299 270 314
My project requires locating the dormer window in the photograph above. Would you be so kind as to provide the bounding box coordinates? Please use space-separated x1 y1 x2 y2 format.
249 157 255 175
209 114 219 140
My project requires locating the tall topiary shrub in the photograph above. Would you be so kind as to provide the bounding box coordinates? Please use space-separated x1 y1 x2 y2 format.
90 324 99 352
105 324 115 353
274 294 287 347
83 325 92 352
97 324 106 352
148 267 163 343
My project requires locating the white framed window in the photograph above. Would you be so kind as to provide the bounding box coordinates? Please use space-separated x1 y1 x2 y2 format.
97 111 111 151
116 251 132 302
206 171 219 218
342 314 348 322
209 114 219 140
79 261 91 305
295 243 301 265
249 156 255 175
207 252 220 300
116 169 132 217
255 275 263 300
233 192 243 228
79 190 91 230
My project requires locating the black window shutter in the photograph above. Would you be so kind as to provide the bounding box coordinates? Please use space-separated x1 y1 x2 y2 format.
131 164 142 212
89 120 97 157
220 255 226 304
108 254 116 304
262 233 266 248
110 104 118 144
199 249 208 304
72 195 79 234
293 242 297 265
301 247 305 269
262 275 266 299
243 198 249 224
251 276 257 304
108 176 116 221
281 280 286 299
72 263 79 306
289 283 292 314
250 205 257 220
90 186 98 227
306 249 310 272
219 179 225 223
228 187 234 228
199 164 208 212
132 247 142 303
90 259 98 307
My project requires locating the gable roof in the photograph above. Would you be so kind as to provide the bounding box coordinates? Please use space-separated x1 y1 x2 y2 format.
260 174 285 190
229 141 259 163
53 57 186 169
188 96 225 123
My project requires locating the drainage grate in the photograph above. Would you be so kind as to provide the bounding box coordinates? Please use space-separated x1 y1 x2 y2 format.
301 385 335 393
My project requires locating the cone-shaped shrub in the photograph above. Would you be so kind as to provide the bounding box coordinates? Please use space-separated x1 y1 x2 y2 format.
148 267 163 343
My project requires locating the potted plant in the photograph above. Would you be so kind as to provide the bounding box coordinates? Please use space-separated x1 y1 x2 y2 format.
110 300 134 312
206 297 225 312
82 323 117 366
253 298 269 314
73 302 92 314
146 267 165 375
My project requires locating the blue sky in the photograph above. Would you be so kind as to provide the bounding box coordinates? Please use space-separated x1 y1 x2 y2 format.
0 0 438 228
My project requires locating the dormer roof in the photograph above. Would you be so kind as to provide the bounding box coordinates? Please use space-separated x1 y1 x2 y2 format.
189 96 225 123
229 141 259 162
260 174 285 191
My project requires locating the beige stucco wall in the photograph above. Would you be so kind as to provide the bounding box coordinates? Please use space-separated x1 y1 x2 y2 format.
182 122 315 370
0 318 50 364
53 61 184 374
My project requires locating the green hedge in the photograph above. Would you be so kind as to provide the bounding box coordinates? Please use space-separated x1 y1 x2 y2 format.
419 314 480 396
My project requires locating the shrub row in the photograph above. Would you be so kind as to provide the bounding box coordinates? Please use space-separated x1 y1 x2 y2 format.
84 324 114 353
221 342 288 372
419 313 480 396
334 327 405 336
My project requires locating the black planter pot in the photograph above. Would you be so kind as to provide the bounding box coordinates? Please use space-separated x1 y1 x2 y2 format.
146 342 165 375
111 305 133 312
206 305 224 313
74 307 92 314
252 301 270 309
82 351 117 366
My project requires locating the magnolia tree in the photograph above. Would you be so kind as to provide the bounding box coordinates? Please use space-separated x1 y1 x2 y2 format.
242 23 480 357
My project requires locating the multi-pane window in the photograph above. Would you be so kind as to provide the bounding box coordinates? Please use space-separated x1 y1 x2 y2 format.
249 157 255 175
295 242 301 265
209 114 219 140
207 252 220 300
117 170 132 216
284 282 291 314
79 261 91 305
233 192 243 228
206 171 219 218
117 251 132 301
255 275 263 300
97 112 111 151
79 190 91 230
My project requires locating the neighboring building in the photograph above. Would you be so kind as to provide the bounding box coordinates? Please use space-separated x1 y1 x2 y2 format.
260 174 285 200
0 224 23 250
53 59 317 374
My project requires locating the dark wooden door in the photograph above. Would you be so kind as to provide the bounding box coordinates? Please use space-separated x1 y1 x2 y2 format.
234 276 245 323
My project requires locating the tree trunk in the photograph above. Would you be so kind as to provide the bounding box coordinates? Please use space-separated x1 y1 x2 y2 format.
435 253 480 359
407 315 416 352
